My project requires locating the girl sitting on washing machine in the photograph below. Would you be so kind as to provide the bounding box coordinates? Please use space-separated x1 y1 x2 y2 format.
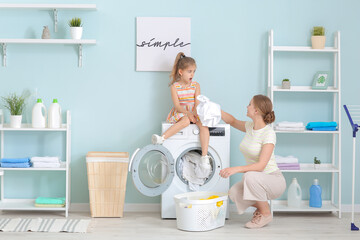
151 52 211 171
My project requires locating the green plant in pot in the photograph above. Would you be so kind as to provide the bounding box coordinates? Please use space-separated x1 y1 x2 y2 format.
311 26 326 49
282 78 291 89
2 93 26 128
69 17 83 40
314 157 321 169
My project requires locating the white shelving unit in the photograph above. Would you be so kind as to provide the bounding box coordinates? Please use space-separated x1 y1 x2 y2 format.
0 110 71 217
0 3 97 67
268 30 341 217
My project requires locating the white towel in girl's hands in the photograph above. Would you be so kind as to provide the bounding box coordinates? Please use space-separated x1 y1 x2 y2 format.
196 95 221 127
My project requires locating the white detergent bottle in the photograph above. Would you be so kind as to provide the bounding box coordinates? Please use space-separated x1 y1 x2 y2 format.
32 99 46 128
287 177 302 208
48 99 62 128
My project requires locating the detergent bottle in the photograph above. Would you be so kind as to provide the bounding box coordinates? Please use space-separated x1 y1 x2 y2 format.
48 99 62 128
287 178 302 208
309 179 322 208
32 99 47 128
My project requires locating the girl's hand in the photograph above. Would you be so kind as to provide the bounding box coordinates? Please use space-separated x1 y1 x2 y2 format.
187 112 196 123
220 167 237 178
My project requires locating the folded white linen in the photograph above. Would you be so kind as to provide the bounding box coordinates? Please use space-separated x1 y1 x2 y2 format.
274 126 305 131
275 155 299 164
31 157 60 163
32 162 61 168
276 121 304 128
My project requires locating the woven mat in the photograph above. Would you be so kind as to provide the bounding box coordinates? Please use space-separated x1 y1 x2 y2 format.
0 218 90 233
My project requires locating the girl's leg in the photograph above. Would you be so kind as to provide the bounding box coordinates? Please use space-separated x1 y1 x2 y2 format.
162 116 190 139
195 121 209 156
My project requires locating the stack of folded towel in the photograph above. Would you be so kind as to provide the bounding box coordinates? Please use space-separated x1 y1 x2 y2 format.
30 157 61 168
306 122 337 131
274 121 305 131
275 155 300 170
35 197 65 208
0 158 31 168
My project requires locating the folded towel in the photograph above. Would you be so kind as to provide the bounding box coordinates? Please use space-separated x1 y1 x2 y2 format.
276 121 304 128
275 155 299 164
311 127 337 131
32 162 61 168
275 126 305 131
277 163 301 168
1 157 30 163
35 197 65 205
279 166 301 170
1 162 31 168
35 203 65 208
31 157 60 163
306 121 337 129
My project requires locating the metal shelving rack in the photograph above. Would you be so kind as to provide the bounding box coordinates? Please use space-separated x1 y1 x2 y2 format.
268 30 341 217
0 110 71 217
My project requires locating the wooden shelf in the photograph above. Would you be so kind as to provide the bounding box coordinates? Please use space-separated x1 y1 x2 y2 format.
271 200 339 212
280 164 339 173
272 46 339 52
272 86 339 93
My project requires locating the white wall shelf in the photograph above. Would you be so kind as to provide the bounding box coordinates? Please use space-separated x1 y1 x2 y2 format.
268 29 341 217
0 110 71 217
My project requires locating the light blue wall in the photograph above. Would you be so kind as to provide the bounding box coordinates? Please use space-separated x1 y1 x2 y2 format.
0 0 360 205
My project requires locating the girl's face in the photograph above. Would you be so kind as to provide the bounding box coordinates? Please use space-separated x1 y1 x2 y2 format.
246 99 257 118
179 65 196 83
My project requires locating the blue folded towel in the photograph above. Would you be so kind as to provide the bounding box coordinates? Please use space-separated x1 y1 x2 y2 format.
1 157 30 163
312 127 337 131
1 162 31 168
306 122 337 130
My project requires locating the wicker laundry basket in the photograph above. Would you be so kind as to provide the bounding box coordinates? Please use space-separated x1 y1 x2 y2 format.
86 152 129 217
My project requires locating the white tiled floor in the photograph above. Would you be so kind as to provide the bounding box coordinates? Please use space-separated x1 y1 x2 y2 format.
0 211 359 239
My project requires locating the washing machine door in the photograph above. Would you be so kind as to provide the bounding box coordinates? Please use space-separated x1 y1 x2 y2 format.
129 144 175 197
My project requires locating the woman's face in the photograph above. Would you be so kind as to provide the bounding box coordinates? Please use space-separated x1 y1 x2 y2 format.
247 99 257 118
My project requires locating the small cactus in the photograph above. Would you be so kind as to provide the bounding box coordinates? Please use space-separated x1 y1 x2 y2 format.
312 26 325 36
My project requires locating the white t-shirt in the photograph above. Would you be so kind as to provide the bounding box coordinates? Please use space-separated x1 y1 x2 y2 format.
239 121 278 174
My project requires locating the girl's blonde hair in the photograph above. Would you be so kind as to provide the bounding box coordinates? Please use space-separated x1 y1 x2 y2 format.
252 95 276 124
169 52 196 86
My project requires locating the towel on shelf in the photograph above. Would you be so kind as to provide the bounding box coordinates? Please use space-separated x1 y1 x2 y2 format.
306 121 337 130
275 155 299 164
276 121 304 128
1 162 31 168
35 197 65 205
278 165 301 170
30 157 60 163
312 126 337 131
32 162 61 168
35 203 65 208
274 126 305 131
1 157 30 163
277 163 300 168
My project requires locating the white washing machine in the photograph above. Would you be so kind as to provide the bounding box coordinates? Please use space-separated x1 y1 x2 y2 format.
129 123 230 219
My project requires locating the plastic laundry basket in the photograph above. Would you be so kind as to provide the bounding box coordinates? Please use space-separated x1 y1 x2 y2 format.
174 191 228 232
86 152 129 217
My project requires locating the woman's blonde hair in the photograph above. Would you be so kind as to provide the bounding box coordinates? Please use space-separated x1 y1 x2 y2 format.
252 95 275 124
169 52 196 86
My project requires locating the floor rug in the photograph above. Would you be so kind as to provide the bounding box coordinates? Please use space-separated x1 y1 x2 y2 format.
0 218 90 233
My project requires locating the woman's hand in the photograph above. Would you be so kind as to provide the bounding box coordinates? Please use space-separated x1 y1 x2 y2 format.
220 167 239 178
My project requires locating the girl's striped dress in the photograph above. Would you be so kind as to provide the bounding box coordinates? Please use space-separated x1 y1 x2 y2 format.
166 81 198 123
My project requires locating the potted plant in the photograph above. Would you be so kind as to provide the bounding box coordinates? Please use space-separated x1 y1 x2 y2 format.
2 93 26 128
311 26 326 49
69 17 83 40
314 157 321 169
282 79 291 89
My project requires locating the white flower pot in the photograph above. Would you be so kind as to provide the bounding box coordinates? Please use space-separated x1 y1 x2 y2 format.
10 115 22 128
311 36 326 49
314 164 321 170
70 27 83 40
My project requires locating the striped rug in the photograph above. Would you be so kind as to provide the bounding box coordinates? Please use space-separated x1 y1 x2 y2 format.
0 218 90 233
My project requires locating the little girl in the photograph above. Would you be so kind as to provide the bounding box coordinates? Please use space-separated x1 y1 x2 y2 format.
152 52 211 166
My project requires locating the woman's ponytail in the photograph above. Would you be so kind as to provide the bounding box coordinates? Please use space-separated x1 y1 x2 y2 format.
252 95 276 124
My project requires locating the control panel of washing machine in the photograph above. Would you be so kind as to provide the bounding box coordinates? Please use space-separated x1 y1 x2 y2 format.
209 127 225 136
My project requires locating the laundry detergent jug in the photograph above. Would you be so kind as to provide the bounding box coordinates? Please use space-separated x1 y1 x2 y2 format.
48 99 62 128
287 178 302 208
32 99 46 128
309 179 322 208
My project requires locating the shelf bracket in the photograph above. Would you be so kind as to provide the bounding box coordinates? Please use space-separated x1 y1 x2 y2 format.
1 43 6 67
53 9 58 33
78 44 82 67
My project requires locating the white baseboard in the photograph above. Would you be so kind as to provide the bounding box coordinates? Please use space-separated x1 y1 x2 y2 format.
70 203 360 213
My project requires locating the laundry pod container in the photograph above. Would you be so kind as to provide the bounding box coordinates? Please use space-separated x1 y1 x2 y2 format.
86 152 129 217
174 191 228 231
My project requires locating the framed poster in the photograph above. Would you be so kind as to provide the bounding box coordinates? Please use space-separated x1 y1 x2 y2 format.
312 71 330 89
136 17 191 71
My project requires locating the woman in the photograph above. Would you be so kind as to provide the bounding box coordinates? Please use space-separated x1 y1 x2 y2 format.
220 94 286 229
